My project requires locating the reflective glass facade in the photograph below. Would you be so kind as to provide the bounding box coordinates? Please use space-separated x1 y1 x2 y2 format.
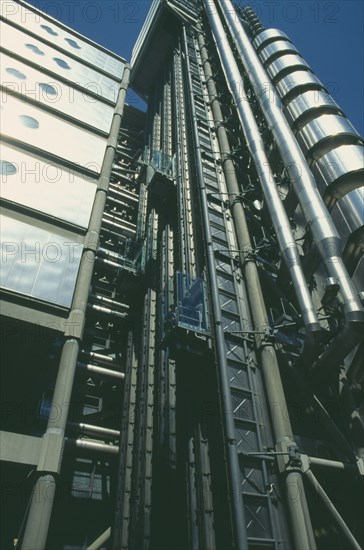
0 3 126 311
0 215 83 307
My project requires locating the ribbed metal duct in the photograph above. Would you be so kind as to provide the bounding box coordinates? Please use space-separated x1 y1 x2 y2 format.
252 25 364 277
312 144 364 208
296 113 362 160
259 40 300 65
284 90 342 129
202 0 320 344
267 54 311 81
276 71 325 100
253 28 290 50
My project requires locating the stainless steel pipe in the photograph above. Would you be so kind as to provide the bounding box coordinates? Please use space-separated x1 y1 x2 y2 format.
202 4 317 549
217 0 364 372
204 0 320 367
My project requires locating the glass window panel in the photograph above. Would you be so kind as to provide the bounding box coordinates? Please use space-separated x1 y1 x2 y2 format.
2 24 120 103
1 93 107 173
38 83 57 96
65 38 81 50
40 24 58 37
0 53 114 133
0 215 83 307
5 67 26 80
4 2 125 79
19 115 39 129
53 57 71 70
1 144 96 228
25 43 45 56
0 160 17 176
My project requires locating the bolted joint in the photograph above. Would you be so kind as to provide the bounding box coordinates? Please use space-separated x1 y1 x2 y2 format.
275 440 302 474
84 230 99 252
37 430 65 474
287 445 302 468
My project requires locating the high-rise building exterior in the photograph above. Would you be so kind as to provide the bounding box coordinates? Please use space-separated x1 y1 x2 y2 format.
1 1 363 549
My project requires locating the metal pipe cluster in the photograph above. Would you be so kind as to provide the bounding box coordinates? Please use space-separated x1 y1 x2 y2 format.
214 0 364 376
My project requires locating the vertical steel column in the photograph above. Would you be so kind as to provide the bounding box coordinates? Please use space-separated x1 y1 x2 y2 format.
304 469 362 550
201 4 320 367
20 66 131 550
198 6 317 548
182 26 248 550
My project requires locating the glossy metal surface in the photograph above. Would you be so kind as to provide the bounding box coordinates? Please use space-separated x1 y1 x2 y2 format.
284 90 341 128
352 256 364 293
296 114 361 157
1 144 96 228
131 0 160 66
253 29 290 50
217 4 363 318
267 54 310 80
0 215 83 307
204 0 319 330
0 52 114 133
312 144 364 199
276 71 325 99
4 0 125 78
2 23 120 103
331 188 364 244
1 93 107 173
260 41 299 65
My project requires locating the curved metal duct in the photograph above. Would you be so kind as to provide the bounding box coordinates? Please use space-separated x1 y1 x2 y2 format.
217 0 364 374
311 144 364 209
252 26 364 279
284 90 343 129
259 41 300 65
267 54 311 81
332 188 364 239
276 71 326 101
326 188 364 290
253 28 291 50
296 113 362 161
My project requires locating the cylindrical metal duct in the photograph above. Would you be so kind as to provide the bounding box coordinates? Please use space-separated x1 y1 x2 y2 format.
253 28 291 50
259 41 300 65
267 54 311 81
252 25 364 277
202 0 320 352
311 145 364 209
284 90 342 130
295 113 362 161
276 71 326 101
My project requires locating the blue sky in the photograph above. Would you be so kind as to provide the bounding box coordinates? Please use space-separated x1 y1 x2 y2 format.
22 0 363 133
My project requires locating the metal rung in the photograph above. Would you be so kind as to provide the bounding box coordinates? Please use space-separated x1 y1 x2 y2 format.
79 350 121 367
77 362 124 380
87 303 127 319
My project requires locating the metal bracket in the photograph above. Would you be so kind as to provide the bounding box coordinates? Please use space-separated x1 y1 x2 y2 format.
287 445 302 468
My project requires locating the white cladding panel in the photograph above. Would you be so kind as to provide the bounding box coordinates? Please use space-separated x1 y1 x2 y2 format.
2 23 120 103
0 144 96 228
1 93 107 173
2 0 125 78
0 215 83 307
1 52 114 133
